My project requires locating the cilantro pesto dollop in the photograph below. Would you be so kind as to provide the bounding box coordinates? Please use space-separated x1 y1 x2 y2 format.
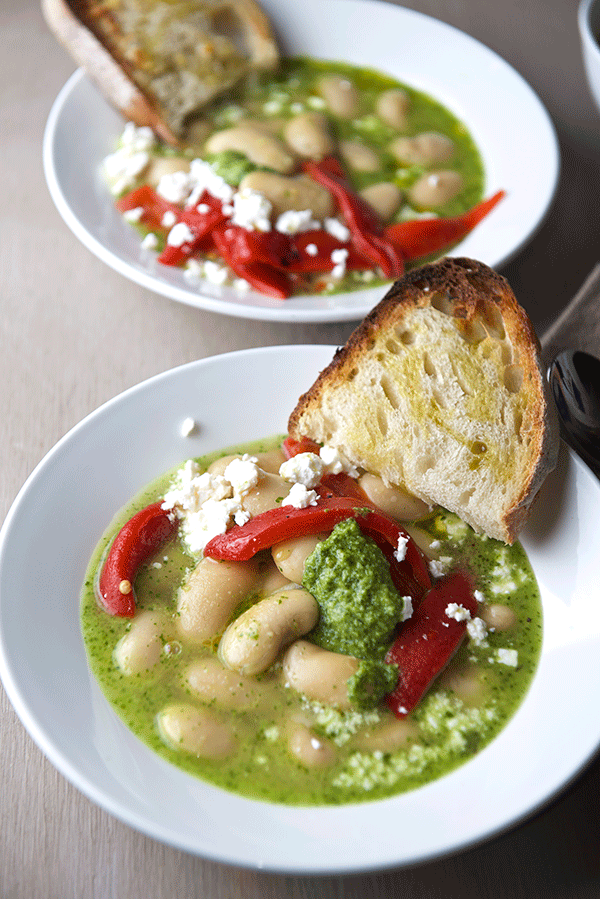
303 518 408 658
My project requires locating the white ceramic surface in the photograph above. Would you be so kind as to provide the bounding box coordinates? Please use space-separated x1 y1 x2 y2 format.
579 0 600 115
1 346 599 874
42 0 560 324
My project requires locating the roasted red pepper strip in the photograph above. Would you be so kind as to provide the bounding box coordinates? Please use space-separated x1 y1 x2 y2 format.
302 157 404 279
384 190 506 261
212 226 293 298
282 436 322 458
116 185 182 231
158 192 226 265
98 502 178 618
213 224 294 268
285 230 372 273
385 571 478 718
204 495 431 601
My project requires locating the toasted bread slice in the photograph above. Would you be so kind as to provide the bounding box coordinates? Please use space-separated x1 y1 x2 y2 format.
289 258 559 543
42 0 280 145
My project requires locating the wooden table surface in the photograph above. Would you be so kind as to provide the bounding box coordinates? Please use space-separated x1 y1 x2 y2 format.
2 1 600 896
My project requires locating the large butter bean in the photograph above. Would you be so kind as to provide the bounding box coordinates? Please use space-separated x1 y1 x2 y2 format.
287 721 337 768
146 156 190 188
255 448 287 474
205 125 296 173
241 470 289 516
113 610 170 675
339 140 380 172
408 170 464 208
271 533 326 583
376 88 410 129
479 603 517 631
239 171 335 219
359 183 402 222
177 556 260 643
358 472 431 521
354 715 418 751
317 74 360 118
390 132 455 166
219 588 319 676
282 640 359 709
283 113 336 159
157 703 235 758
185 657 274 710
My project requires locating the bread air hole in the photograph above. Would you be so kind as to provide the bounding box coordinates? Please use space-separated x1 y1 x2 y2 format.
377 408 389 437
454 318 486 344
423 353 437 377
431 292 456 316
380 374 400 410
503 364 524 393
397 328 415 345
482 305 506 340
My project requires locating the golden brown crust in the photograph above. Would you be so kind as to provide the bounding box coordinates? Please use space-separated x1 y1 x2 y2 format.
289 258 559 543
42 0 280 145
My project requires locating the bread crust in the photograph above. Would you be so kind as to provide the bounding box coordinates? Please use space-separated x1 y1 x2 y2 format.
42 0 280 145
289 258 559 543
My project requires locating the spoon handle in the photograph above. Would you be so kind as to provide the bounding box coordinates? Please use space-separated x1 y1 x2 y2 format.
541 264 600 365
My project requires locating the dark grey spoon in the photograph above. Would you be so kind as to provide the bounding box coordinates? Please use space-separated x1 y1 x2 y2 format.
547 349 600 479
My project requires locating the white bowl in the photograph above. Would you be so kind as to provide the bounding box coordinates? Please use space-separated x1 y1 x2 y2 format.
579 0 600 113
2 347 600 873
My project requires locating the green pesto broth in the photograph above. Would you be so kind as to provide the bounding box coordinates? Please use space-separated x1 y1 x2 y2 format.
81 437 541 806
114 56 484 295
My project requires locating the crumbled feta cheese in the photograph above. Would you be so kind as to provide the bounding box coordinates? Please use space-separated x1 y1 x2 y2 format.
307 96 326 110
180 417 196 437
103 123 156 195
161 210 177 228
331 247 349 279
324 217 351 242
305 243 319 257
141 232 158 250
282 483 318 509
497 648 518 667
233 278 250 292
445 602 471 622
474 589 485 604
202 259 229 285
466 617 488 647
123 206 144 223
279 452 324 488
196 203 210 214
156 170 193 204
223 456 260 496
167 222 195 247
319 445 359 477
429 557 452 578
186 158 235 206
394 534 409 563
401 596 413 622
275 209 321 234
230 187 272 231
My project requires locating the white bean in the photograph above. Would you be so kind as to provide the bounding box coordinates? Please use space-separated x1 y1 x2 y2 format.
283 112 336 159
145 156 190 188
205 125 296 173
359 182 402 222
439 663 485 707
185 657 274 710
339 140 380 172
402 524 441 559
376 88 410 129
480 603 517 631
390 132 455 166
157 703 235 758
219 588 319 676
177 556 260 643
254 447 287 474
271 533 326 583
408 170 464 209
317 74 360 118
113 610 170 676
354 715 418 751
239 171 334 219
282 640 359 710
358 472 431 521
287 721 337 768
241 470 289 516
